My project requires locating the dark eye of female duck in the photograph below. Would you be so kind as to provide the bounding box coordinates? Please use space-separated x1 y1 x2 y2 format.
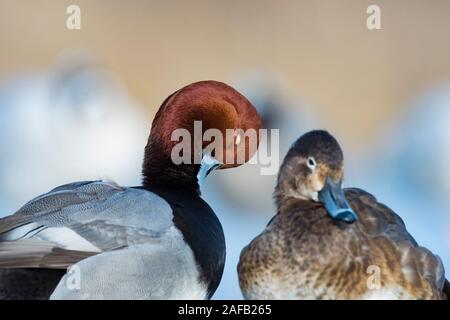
307 157 316 170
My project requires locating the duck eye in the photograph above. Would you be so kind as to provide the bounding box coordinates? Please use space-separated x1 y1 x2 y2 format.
307 157 316 170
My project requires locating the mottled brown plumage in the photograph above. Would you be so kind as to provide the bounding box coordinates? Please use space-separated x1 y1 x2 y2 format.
238 130 447 300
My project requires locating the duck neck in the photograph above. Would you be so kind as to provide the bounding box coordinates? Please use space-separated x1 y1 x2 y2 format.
274 188 319 212
142 139 202 195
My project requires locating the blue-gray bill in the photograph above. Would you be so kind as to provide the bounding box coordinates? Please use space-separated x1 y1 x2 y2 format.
318 177 357 223
197 153 222 185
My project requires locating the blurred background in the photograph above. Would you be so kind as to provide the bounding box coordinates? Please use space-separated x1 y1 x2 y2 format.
0 0 449 299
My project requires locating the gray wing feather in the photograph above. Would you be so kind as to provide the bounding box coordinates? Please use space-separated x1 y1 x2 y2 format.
0 239 96 268
69 221 164 251
0 180 174 269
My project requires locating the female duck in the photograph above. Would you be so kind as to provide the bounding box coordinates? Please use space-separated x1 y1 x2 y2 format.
0 80 261 300
238 130 448 300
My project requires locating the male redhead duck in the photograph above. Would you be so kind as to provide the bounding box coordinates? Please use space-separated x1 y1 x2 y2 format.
0 80 261 300
238 130 449 300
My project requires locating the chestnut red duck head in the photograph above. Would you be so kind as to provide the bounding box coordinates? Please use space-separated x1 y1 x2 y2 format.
142 80 261 193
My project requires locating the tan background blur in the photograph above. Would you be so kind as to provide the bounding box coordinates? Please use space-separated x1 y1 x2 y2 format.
2 0 450 148
2 0 450 300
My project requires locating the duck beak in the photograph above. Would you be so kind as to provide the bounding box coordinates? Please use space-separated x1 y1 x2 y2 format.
318 177 357 223
197 153 223 185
